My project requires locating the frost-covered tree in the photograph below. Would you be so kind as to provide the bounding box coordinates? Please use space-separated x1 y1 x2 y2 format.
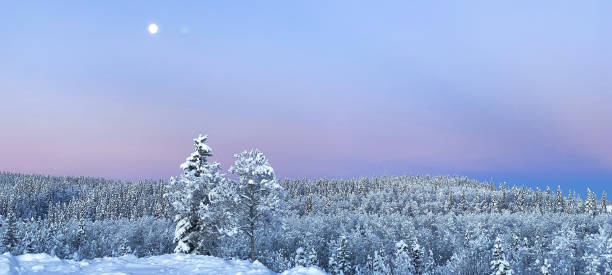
294 247 307 267
2 212 17 253
549 224 578 274
491 237 512 275
165 134 226 255
229 149 283 261
460 189 468 212
582 225 612 274
445 191 454 213
585 188 598 217
540 259 551 275
554 186 564 212
373 248 390 274
307 247 318 267
423 249 435 274
329 235 351 275
394 240 413 274
411 240 425 274
601 191 608 214
118 238 132 256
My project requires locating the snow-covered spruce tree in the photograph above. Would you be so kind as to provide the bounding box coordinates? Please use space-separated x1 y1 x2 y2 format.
490 237 512 275
117 238 132 256
24 233 35 254
165 134 227 255
545 186 552 212
2 212 17 253
331 235 351 275
394 240 413 274
585 188 599 217
307 247 319 267
601 191 608 214
411 240 425 275
554 186 564 213
373 249 390 274
424 249 435 274
549 224 578 274
582 225 612 275
445 191 454 213
295 247 307 267
460 189 468 213
229 149 283 261
540 259 551 275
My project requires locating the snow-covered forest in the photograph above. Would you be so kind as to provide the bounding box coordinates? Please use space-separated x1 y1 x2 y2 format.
1 135 611 274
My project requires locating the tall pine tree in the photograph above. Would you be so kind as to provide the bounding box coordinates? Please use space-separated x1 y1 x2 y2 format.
165 134 226 255
2 212 17 253
229 149 283 261
490 237 513 275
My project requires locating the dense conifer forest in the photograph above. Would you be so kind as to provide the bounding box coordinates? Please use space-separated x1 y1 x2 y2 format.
1 169 610 274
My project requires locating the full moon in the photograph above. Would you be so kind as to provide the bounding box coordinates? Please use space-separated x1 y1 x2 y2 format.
148 23 158 34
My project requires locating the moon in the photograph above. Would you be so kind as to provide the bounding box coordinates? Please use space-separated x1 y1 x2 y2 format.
148 23 159 34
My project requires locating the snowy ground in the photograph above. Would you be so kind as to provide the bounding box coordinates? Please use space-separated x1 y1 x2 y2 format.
0 253 327 275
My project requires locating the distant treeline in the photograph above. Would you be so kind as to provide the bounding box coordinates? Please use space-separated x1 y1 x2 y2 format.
0 170 610 274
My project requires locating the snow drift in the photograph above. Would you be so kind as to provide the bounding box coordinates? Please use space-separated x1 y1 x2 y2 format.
0 253 327 275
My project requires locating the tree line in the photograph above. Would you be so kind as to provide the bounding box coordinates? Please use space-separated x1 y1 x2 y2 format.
0 134 610 274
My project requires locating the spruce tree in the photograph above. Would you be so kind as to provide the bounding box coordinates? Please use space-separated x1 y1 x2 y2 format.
540 259 550 275
585 188 597 217
460 189 468 212
601 191 608 214
373 249 390 274
411 240 424 275
165 134 226 255
554 186 564 212
295 247 307 267
307 247 318 267
2 212 17 253
490 237 512 275
333 235 351 274
394 240 412 273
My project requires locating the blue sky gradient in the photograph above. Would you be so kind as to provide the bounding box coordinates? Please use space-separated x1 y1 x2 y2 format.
1 1 611 195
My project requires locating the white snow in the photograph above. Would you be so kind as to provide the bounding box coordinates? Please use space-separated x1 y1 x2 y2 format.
607 205 611 213
0 253 327 275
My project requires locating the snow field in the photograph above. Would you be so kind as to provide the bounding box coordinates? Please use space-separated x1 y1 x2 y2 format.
0 253 327 275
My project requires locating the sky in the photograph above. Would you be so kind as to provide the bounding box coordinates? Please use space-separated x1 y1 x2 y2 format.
1 1 611 195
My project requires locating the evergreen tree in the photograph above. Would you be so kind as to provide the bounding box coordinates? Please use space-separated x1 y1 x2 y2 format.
229 149 283 261
307 247 318 267
411 240 424 274
554 186 564 212
585 188 597 217
373 249 390 274
491 194 500 213
118 238 132 256
294 247 307 267
460 189 468 213
582 225 612 275
549 224 578 274
2 212 17 253
445 191 454 213
24 234 35 254
540 259 550 275
423 249 436 274
165 134 226 255
331 235 351 275
601 191 608 214
491 237 512 275
545 186 552 212
474 192 482 213
394 240 412 273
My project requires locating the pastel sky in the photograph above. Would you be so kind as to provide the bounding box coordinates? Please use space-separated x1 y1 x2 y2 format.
1 1 611 195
